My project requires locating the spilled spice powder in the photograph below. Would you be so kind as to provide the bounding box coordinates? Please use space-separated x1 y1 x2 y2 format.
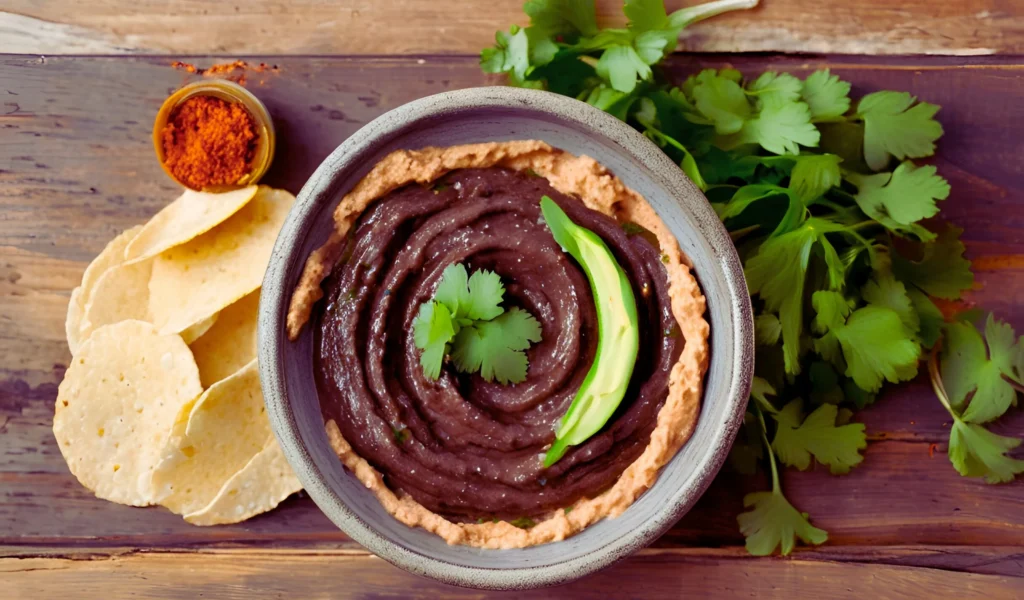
160 95 257 190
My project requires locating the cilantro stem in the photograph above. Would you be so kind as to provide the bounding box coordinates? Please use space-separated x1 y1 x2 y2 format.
729 224 760 242
833 226 879 266
669 0 760 29
846 220 878 232
646 125 689 155
754 405 782 493
927 344 960 421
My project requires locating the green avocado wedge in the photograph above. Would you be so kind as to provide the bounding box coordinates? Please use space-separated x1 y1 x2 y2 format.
540 196 640 468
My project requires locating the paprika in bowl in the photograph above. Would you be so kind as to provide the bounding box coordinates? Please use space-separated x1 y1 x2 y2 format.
153 79 275 191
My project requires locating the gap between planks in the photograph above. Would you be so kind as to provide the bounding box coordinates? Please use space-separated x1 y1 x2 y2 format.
3 545 1022 598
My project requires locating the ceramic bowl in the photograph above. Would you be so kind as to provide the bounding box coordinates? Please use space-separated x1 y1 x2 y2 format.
259 86 753 590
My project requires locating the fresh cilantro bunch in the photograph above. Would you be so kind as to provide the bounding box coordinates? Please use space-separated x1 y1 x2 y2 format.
413 263 542 385
484 0 1023 556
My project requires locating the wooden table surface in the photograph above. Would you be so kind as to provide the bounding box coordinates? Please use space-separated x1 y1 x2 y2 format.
2 2 1024 597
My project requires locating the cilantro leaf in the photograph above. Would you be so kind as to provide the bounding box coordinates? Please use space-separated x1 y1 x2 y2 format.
525 0 599 38
855 91 943 171
451 308 543 384
736 100 820 155
849 161 950 230
811 291 920 391
595 45 652 93
800 69 851 121
748 72 803 108
771 400 866 474
832 305 921 392
810 290 849 367
906 287 945 348
789 153 842 202
739 489 829 556
892 223 974 300
755 313 782 346
843 379 877 410
412 301 455 380
465 269 505 321
738 407 828 556
692 70 751 135
749 376 778 413
941 316 1022 423
480 26 531 81
811 290 850 332
746 219 847 374
718 184 791 222
434 263 470 317
861 271 920 337
949 420 1024 484
582 84 639 120
623 0 669 31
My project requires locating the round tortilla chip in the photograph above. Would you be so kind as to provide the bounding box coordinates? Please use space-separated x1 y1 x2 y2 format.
67 226 143 351
80 225 143 301
124 186 259 262
184 437 301 526
53 320 203 506
150 359 271 516
189 290 259 388
79 258 152 343
65 287 84 355
148 186 294 335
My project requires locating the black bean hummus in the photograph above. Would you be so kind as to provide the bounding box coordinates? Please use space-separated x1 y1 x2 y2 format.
291 141 709 548
314 166 682 521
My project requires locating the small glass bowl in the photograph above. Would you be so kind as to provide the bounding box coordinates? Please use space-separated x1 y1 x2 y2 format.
152 79 276 191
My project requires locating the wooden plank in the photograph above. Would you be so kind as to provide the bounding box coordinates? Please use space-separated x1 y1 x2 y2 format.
6 545 1024 577
1 55 1022 560
2 0 1022 57
3 548 1021 598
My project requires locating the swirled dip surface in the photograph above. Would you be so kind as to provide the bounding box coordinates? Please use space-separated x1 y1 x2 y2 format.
315 167 682 520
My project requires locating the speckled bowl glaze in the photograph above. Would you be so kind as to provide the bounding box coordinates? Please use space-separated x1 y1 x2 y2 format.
259 87 753 590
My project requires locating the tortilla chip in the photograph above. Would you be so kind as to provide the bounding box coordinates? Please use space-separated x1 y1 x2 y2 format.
65 287 84 355
148 186 294 335
81 225 143 300
124 186 259 262
184 437 301 526
79 258 152 342
189 290 260 388
180 312 219 345
66 226 143 352
150 359 271 516
53 320 203 506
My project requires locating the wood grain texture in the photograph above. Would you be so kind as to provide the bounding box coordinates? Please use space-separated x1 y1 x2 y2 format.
4 547 1024 598
2 0 1022 56
1 55 1023 594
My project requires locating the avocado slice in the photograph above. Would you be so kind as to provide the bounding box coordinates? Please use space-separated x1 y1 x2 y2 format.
540 196 640 468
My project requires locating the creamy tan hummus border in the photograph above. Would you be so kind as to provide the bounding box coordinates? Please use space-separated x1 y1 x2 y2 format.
289 141 709 549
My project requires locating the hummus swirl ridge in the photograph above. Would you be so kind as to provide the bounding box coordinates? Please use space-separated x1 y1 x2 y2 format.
291 142 709 548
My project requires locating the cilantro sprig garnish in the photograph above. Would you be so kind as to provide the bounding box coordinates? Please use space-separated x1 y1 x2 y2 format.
738 403 828 556
412 263 542 385
929 316 1024 483
486 0 1023 557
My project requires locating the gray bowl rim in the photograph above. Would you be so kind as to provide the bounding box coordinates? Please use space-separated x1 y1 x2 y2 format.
259 86 753 590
